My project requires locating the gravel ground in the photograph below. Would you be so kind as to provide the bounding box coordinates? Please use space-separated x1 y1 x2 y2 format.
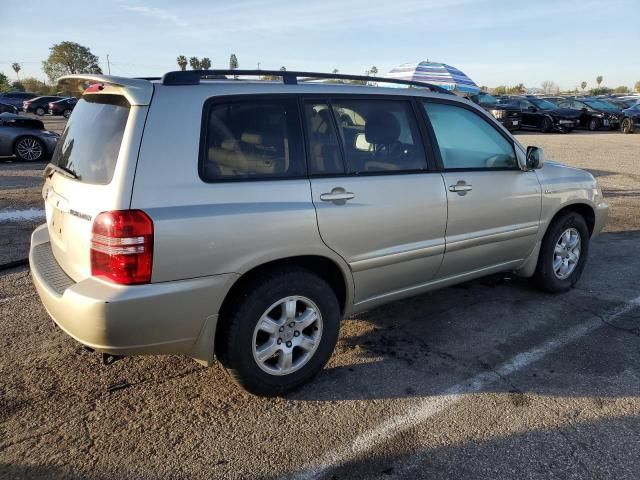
1 123 639 480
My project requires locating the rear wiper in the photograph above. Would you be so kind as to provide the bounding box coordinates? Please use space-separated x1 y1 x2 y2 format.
44 163 79 180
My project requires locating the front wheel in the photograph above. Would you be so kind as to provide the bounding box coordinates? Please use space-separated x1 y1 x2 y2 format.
621 118 634 134
217 268 341 396
14 136 45 162
35 107 45 116
588 118 601 131
541 117 553 133
533 212 589 293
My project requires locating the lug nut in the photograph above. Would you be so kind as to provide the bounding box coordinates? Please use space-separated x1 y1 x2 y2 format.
277 338 282 345
279 326 284 332
289 322 295 328
286 341 292 348
294 331 300 337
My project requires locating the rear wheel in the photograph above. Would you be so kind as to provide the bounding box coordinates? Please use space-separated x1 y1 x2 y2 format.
217 268 341 396
533 212 589 293
35 107 45 116
621 118 634 134
540 117 553 133
14 136 45 162
588 118 601 131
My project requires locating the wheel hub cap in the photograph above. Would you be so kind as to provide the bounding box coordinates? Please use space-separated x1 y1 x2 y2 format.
553 228 581 279
252 296 323 376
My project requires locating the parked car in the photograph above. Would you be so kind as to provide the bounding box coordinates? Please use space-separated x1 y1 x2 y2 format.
0 91 38 108
30 71 608 396
469 92 521 131
509 97 580 133
48 97 77 118
620 103 640 134
23 96 66 116
553 98 621 131
0 112 59 161
0 102 19 114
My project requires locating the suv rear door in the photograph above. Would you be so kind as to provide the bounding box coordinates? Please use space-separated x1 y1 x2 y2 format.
304 96 447 307
422 99 541 278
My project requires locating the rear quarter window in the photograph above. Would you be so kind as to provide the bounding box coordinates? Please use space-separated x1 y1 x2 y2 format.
51 94 130 185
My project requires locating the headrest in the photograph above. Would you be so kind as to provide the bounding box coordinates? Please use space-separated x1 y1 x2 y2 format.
365 112 400 145
241 133 263 145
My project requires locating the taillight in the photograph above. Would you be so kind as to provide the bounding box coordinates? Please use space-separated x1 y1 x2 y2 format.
90 210 153 285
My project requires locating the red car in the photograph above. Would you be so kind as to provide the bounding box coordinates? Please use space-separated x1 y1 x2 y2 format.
48 97 78 118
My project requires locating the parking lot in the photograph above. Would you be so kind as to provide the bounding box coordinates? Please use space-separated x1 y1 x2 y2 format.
1 120 639 479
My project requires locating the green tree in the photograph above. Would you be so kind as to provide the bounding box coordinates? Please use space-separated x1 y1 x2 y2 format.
229 54 239 70
11 81 24 92
176 55 188 71
200 57 212 70
580 81 587 91
11 62 21 80
635 81 640 93
596 75 603 86
42 41 102 83
189 56 200 70
332 68 339 74
613 85 630 94
279 66 286 71
590 86 612 96
20 77 50 95
368 66 378 76
493 85 507 95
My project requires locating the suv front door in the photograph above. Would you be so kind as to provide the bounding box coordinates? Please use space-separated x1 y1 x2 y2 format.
422 100 542 279
303 97 447 307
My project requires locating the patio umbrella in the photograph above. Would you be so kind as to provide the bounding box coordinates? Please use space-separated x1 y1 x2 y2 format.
385 61 480 94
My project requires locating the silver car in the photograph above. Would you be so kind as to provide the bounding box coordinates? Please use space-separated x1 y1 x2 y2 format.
30 71 608 395
0 113 59 161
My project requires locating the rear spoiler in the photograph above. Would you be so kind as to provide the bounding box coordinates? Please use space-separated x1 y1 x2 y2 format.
57 74 153 106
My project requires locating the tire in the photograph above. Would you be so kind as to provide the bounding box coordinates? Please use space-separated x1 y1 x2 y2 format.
217 268 341 396
588 118 601 131
533 212 590 293
63 109 72 119
565 128 574 133
621 117 635 134
35 107 45 116
13 136 45 162
540 117 553 133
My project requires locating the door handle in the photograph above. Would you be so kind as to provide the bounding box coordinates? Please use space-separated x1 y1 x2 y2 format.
320 188 355 203
448 181 473 195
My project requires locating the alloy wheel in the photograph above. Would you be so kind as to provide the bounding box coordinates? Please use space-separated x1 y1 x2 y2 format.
553 228 581 279
16 138 43 161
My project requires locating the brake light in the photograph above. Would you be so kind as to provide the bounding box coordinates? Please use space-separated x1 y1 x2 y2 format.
90 210 153 285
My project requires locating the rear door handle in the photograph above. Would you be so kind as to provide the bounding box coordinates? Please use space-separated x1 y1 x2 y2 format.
448 184 473 192
320 188 355 203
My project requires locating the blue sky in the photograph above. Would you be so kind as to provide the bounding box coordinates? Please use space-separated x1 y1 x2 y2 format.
1 0 638 89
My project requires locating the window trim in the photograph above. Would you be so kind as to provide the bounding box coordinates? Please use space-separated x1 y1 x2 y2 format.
419 97 520 173
198 94 308 184
300 93 436 178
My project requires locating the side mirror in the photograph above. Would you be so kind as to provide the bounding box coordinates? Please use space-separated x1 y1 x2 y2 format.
582 107 588 112
525 146 544 170
528 106 536 112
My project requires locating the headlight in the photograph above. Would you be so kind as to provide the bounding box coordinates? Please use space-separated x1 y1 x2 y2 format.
490 109 506 119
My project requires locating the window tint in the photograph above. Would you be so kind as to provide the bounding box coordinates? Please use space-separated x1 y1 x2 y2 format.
52 94 130 184
304 99 427 175
423 102 516 169
202 99 304 181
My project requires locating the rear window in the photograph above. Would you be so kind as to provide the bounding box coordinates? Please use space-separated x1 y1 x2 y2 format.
51 94 130 185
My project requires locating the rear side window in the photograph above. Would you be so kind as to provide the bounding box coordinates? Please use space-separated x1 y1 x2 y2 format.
304 99 427 175
201 98 304 181
423 102 516 170
52 94 130 184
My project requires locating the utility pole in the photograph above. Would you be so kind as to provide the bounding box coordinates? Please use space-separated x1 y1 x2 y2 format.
107 54 111 75
257 62 261 70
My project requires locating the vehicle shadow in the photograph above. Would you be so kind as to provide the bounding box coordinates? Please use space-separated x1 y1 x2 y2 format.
287 231 640 403
277 415 640 480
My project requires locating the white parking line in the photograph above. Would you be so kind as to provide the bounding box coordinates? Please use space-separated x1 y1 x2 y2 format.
292 295 640 480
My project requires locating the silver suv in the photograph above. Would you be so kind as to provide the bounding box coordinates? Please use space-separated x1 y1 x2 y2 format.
30 70 608 395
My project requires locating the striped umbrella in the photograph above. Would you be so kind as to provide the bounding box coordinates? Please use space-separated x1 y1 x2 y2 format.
385 61 479 94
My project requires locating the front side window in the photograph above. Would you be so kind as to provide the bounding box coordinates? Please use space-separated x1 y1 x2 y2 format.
423 102 517 170
201 99 304 181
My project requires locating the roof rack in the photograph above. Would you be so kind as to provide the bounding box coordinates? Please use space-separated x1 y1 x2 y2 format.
160 69 454 95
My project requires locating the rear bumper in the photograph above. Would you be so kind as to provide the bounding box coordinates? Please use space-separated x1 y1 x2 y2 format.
29 224 237 364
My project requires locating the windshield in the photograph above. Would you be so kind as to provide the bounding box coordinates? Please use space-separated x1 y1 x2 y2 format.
530 99 558 110
584 100 616 110
51 94 130 184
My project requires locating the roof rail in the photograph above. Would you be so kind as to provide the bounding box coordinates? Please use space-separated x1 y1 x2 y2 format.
160 69 454 95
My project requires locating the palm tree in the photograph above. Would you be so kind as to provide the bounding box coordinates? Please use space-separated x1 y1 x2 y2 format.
368 66 378 76
581 81 587 92
200 57 211 70
229 54 239 79
176 55 187 71
596 75 603 87
11 62 21 81
332 68 339 74
189 57 200 70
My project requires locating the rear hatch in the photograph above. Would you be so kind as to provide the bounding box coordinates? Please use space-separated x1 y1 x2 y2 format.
43 76 153 282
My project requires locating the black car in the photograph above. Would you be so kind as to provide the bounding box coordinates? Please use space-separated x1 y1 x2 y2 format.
469 92 522 131
0 91 38 108
23 96 66 116
0 102 19 114
554 98 621 131
620 103 640 134
507 97 580 133
48 97 77 118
